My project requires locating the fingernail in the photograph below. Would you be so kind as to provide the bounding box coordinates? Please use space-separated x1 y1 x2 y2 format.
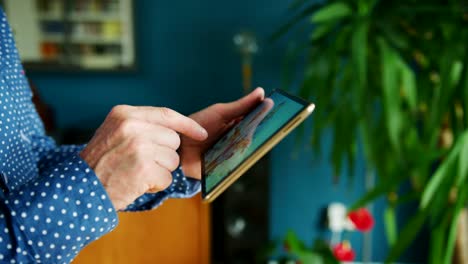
256 87 264 97
199 127 208 137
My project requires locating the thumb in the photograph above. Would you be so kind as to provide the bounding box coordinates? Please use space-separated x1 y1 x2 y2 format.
218 87 265 121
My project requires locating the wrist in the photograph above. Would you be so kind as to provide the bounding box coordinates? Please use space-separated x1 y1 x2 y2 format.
80 150 125 211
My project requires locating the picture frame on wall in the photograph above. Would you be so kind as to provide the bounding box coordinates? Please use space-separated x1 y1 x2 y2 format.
2 0 135 72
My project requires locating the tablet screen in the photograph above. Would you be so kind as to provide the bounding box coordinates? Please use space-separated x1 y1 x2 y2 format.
203 90 308 194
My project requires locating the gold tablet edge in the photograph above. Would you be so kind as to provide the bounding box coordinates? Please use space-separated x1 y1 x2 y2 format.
202 103 315 203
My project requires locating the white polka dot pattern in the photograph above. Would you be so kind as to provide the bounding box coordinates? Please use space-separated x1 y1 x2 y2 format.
0 7 201 263
0 12 37 191
2 153 118 263
125 168 201 211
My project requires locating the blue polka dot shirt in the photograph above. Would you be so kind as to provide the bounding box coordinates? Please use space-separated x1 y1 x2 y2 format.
0 8 201 263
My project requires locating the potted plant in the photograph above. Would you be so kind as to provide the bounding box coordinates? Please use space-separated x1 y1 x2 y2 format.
275 0 468 263
281 206 375 263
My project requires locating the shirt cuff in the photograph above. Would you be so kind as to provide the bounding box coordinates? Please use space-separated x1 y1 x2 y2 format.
3 151 118 263
123 166 201 212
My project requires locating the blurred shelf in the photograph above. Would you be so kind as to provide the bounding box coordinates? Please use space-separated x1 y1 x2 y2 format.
23 61 136 72
69 12 121 21
70 36 122 44
69 54 121 69
42 33 65 42
38 12 64 21
42 35 122 45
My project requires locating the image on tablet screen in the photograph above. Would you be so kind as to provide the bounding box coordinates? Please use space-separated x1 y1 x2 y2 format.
204 92 305 192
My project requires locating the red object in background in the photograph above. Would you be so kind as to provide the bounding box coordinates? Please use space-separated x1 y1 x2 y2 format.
40 42 59 60
348 208 374 232
333 241 355 262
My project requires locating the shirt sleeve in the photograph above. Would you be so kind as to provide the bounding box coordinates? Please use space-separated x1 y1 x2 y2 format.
32 136 201 213
0 149 118 263
124 166 201 212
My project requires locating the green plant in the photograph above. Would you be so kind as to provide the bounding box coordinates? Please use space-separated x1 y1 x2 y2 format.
284 231 340 264
275 0 468 263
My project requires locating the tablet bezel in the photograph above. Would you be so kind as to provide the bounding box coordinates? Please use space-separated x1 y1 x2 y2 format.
201 89 314 203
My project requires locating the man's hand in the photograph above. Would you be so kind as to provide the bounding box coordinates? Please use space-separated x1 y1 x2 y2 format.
80 105 208 211
180 87 265 179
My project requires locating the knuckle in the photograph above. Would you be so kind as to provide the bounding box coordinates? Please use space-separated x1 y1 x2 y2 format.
168 151 180 171
128 138 146 155
168 130 181 149
117 119 136 137
212 103 225 111
158 107 174 120
110 105 131 117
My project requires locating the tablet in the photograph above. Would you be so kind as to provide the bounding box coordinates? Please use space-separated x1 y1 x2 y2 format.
201 90 315 202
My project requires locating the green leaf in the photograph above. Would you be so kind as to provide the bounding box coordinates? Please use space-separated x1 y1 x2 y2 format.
298 251 324 264
310 21 336 41
312 240 340 264
398 58 417 111
428 51 460 148
379 23 408 50
457 132 468 186
450 61 463 87
284 230 306 254
378 38 403 152
310 2 352 24
384 207 397 247
351 21 369 111
350 188 383 211
429 224 445 264
350 173 405 210
421 140 462 209
255 240 280 263
443 187 468 264
385 209 428 263
359 119 376 167
463 60 468 126
357 0 377 15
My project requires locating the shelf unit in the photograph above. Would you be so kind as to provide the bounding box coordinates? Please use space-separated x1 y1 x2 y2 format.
3 0 135 71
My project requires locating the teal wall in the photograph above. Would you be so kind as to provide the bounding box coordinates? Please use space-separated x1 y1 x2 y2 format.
29 0 288 129
27 0 424 262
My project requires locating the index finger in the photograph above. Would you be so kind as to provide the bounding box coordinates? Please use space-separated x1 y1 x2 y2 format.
131 106 208 141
